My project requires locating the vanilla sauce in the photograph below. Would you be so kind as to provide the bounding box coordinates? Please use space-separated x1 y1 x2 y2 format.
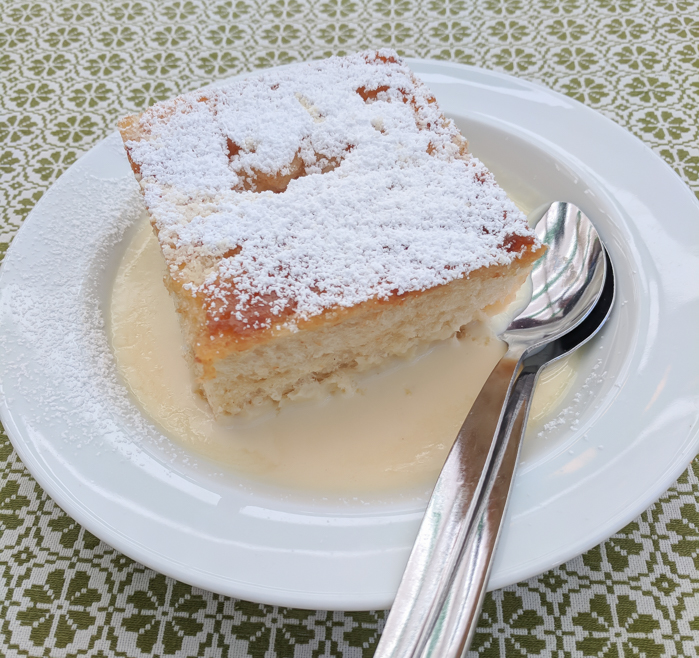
110 216 576 493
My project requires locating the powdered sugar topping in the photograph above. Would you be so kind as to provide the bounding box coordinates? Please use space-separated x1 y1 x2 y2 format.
122 50 537 331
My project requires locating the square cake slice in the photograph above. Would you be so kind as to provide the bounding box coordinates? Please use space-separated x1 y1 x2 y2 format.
118 49 544 418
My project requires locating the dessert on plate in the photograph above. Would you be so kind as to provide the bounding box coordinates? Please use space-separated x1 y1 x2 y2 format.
118 49 544 418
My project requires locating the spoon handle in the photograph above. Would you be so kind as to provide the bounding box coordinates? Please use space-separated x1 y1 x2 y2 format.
375 346 529 658
420 363 539 657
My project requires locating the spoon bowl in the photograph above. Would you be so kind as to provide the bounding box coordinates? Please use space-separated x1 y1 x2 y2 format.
375 202 614 658
508 201 607 348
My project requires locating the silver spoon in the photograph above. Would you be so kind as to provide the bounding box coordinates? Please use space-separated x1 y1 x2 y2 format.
375 202 615 658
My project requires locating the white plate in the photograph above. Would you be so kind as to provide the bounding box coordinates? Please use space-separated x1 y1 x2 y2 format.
1 60 699 611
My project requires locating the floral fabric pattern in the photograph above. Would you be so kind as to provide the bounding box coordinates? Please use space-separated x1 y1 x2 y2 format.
1 0 699 655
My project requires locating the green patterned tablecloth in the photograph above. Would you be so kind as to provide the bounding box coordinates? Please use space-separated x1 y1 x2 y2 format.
2 0 699 655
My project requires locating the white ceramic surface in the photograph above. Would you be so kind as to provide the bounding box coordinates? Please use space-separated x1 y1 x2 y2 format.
1 60 698 611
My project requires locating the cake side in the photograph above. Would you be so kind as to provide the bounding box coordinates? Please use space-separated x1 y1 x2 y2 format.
198 255 540 417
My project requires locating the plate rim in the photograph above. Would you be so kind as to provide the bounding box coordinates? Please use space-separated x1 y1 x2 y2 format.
1 58 699 609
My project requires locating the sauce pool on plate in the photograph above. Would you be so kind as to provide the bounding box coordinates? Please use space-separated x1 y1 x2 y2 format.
110 216 576 494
